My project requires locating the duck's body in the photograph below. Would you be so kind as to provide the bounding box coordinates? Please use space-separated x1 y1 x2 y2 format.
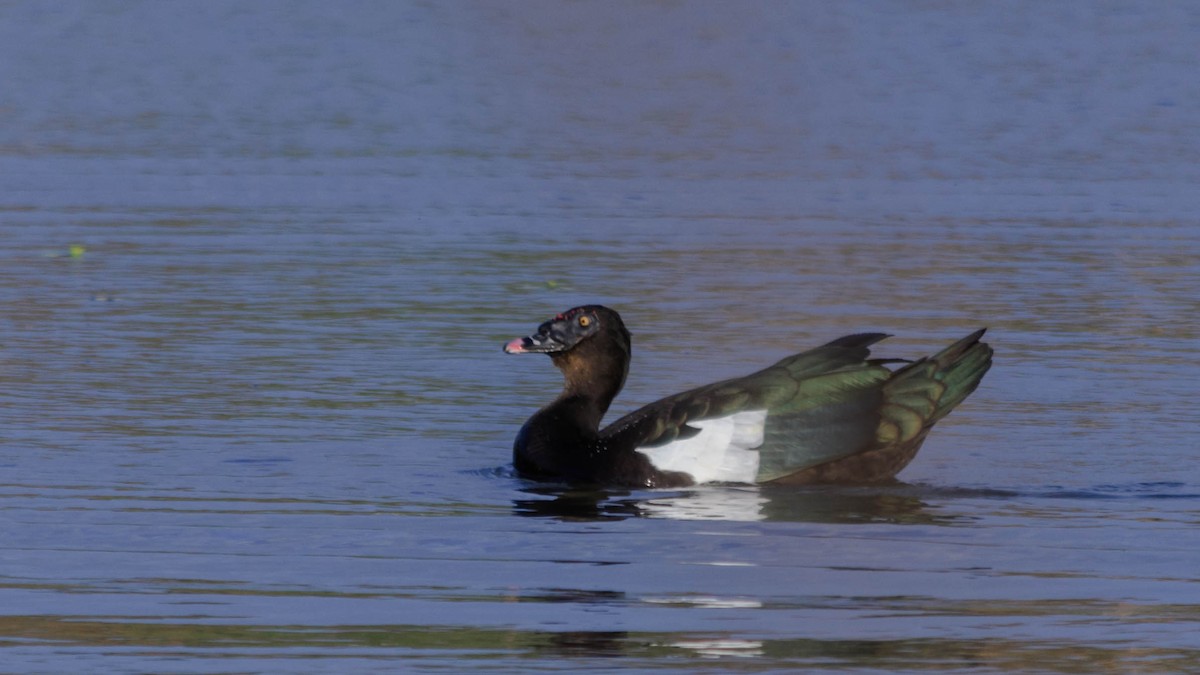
504 305 992 488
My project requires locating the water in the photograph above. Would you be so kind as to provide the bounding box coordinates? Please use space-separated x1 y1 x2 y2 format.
2 2 1199 672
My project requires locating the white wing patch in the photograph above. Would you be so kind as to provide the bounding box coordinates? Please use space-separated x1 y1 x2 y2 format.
637 410 766 485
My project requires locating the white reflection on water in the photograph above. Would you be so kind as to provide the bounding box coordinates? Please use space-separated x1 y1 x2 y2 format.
645 596 763 609
667 638 765 658
641 486 768 522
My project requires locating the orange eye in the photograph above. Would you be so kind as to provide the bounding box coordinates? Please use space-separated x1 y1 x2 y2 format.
578 315 591 327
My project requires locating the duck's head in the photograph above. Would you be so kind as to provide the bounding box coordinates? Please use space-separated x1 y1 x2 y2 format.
504 305 632 407
503 305 629 356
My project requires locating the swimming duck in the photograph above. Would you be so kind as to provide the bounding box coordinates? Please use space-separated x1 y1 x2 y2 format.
504 305 992 488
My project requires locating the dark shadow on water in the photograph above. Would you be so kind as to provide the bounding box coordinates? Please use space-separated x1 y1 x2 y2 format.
511 482 1015 524
757 485 964 525
513 485 646 521
539 630 629 658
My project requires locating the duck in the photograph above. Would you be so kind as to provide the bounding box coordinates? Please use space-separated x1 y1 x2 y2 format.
503 305 992 488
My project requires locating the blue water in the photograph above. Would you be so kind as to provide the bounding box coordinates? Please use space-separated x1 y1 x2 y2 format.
2 2 1199 672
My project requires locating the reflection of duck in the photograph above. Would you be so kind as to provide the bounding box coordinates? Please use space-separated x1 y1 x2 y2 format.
512 485 769 522
505 305 992 488
753 486 962 525
512 486 644 522
640 486 768 522
512 484 972 524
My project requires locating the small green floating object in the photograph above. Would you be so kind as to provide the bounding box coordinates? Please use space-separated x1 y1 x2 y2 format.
68 244 86 258
544 280 560 289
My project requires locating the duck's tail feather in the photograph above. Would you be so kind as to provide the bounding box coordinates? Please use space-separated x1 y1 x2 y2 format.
765 329 992 484
930 328 993 422
878 328 992 446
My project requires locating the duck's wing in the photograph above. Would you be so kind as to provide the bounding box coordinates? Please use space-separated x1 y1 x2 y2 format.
600 333 896 484
602 330 992 485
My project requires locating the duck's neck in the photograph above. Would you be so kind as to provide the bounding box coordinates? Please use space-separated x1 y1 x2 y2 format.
549 340 629 431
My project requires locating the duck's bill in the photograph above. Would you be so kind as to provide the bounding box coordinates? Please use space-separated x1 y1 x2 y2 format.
503 332 567 354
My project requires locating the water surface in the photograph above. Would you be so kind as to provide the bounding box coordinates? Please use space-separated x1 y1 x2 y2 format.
2 2 1199 672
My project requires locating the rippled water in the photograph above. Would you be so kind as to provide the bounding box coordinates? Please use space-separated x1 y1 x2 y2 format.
2 2 1199 672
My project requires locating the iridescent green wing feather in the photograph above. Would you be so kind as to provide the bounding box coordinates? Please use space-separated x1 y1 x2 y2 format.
601 333 892 460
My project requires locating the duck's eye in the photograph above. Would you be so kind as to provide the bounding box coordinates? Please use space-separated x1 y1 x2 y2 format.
578 315 591 328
